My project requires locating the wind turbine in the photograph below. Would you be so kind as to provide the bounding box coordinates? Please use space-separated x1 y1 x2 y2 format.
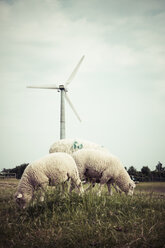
27 56 85 139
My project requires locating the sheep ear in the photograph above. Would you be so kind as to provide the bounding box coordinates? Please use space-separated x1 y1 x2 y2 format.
17 193 23 198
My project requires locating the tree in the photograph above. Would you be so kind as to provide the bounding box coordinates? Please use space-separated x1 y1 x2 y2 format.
156 162 163 172
127 166 137 176
141 166 151 176
2 163 29 179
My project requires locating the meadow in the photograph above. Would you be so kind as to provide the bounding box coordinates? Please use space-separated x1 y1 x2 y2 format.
0 179 165 248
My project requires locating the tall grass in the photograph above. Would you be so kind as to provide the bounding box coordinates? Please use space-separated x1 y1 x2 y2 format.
0 180 165 248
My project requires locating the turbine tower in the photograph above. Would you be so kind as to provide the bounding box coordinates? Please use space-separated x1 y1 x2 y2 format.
27 56 85 139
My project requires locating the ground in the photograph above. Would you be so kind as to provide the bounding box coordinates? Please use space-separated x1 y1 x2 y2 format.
0 179 165 248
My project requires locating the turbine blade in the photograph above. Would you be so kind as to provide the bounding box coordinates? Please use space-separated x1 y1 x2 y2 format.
65 55 85 87
27 84 59 89
64 92 81 122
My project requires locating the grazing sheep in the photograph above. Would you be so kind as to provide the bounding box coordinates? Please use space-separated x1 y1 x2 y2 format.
49 139 109 154
49 139 119 194
15 153 84 208
72 149 135 196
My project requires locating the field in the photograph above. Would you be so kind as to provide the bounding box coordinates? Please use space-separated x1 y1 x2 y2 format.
0 179 165 248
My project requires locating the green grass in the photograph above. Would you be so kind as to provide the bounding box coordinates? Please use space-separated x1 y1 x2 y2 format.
0 180 165 248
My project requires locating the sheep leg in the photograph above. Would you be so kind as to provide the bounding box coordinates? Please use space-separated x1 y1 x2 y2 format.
97 184 104 196
62 178 71 193
107 182 113 196
112 183 122 194
69 181 75 193
76 180 84 194
98 171 112 196
85 181 96 192
38 181 49 202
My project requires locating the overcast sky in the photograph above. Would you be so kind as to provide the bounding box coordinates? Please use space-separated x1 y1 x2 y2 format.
0 0 165 171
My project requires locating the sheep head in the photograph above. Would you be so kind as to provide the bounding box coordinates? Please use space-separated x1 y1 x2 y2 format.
15 192 31 209
126 181 136 196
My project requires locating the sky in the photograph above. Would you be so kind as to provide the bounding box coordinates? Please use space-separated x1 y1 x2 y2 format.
0 0 165 171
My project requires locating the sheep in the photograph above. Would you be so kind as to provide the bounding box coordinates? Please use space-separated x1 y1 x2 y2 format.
72 149 135 196
14 152 84 208
49 139 120 194
49 139 109 154
49 139 112 190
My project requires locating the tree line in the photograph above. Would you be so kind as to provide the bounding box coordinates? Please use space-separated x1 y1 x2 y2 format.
2 163 29 179
126 161 165 182
1 161 165 181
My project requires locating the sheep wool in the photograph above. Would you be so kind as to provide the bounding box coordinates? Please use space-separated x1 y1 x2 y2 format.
49 139 109 154
72 149 135 195
15 152 83 208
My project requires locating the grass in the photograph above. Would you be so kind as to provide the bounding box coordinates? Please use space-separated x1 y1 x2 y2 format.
0 179 165 248
135 182 165 194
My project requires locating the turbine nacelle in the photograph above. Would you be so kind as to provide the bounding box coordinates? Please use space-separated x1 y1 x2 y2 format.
59 85 68 92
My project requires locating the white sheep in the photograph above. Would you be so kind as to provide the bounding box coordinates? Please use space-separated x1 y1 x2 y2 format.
72 149 135 196
49 139 109 154
15 152 84 208
49 139 120 194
